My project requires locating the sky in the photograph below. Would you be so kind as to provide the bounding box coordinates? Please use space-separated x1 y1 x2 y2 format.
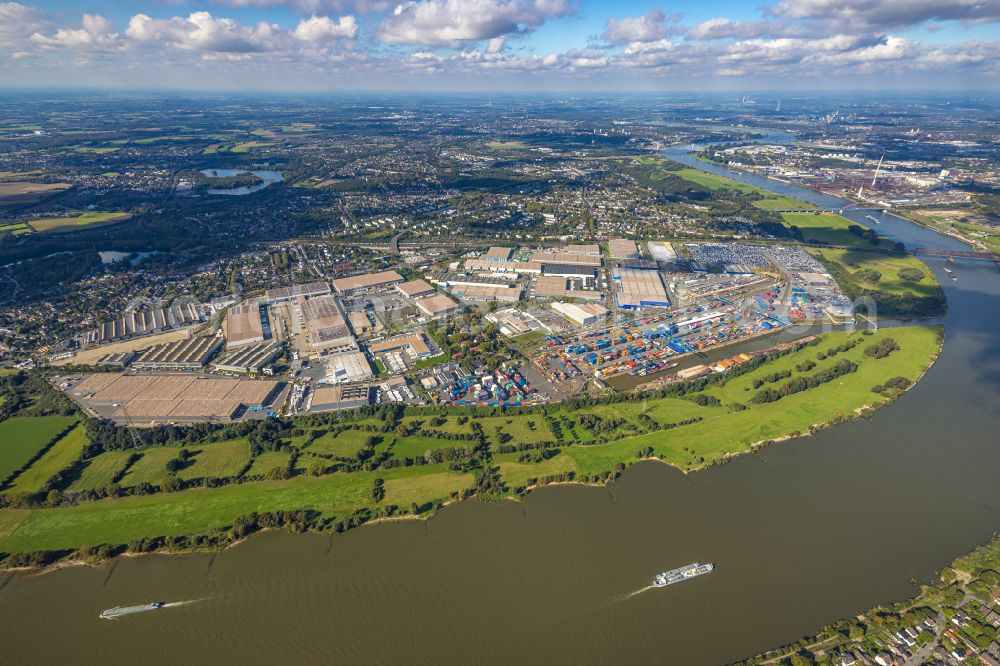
1 0 999 91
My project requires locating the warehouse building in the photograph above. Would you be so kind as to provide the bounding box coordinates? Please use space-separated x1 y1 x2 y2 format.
369 333 435 359
611 268 671 310
226 303 267 348
66 373 282 423
213 341 283 374
464 258 542 274
395 279 435 300
300 295 355 354
416 294 460 318
332 270 404 294
551 302 609 326
450 283 523 302
323 350 374 384
265 281 330 303
533 275 602 300
531 248 602 272
609 239 640 260
348 310 375 334
82 302 205 347
131 336 224 370
309 384 372 412
483 246 514 261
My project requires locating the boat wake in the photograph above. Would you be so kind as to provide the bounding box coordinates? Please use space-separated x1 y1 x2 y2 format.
619 585 654 601
162 599 203 609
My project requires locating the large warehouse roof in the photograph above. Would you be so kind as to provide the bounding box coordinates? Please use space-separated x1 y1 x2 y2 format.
332 270 404 293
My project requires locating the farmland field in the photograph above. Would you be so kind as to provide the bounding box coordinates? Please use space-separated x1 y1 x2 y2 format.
0 181 71 207
0 464 473 553
8 425 88 494
243 451 291 477
781 211 885 248
0 416 77 485
308 430 375 458
177 440 250 480
66 450 134 492
119 448 178 487
27 211 132 233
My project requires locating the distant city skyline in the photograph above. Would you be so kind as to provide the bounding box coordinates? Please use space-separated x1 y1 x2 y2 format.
1 0 999 90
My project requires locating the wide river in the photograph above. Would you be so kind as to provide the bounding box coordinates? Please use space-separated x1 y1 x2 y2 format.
3 140 999 665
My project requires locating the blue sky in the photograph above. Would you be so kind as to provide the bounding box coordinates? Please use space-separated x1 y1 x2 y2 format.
1 0 998 90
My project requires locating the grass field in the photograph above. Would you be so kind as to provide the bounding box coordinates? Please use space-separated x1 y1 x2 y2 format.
243 451 291 477
673 168 761 194
308 430 375 458
231 141 271 153
391 435 466 460
811 248 941 298
486 141 528 150
753 195 816 211
0 464 472 553
781 212 885 248
177 440 249 481
66 450 133 492
495 452 577 487
0 182 71 207
119 448 177 487
0 416 77 485
8 425 88 494
27 211 132 234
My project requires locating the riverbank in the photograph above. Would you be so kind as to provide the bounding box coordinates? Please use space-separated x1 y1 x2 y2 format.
733 530 1000 666
0 326 942 569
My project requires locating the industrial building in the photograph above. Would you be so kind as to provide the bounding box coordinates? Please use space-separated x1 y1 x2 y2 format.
369 333 435 359
463 259 542 274
485 309 545 337
82 302 205 347
226 303 267 348
348 310 375 333
265 281 330 303
322 350 374 384
332 270 404 294
131 336 223 370
483 246 514 261
213 341 283 374
416 294 460 318
300 295 355 354
530 246 602 275
450 283 523 302
551 302 609 326
309 384 372 412
533 275 603 300
66 373 283 422
395 279 435 299
611 268 671 310
609 239 641 260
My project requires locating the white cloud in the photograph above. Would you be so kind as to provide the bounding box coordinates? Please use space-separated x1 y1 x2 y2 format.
292 14 358 41
687 18 793 41
602 9 677 43
377 0 577 47
216 0 395 13
0 2 50 42
769 0 1000 28
29 13 120 50
126 11 280 53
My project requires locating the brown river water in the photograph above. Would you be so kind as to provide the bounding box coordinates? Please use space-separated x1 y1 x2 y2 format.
3 157 999 665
